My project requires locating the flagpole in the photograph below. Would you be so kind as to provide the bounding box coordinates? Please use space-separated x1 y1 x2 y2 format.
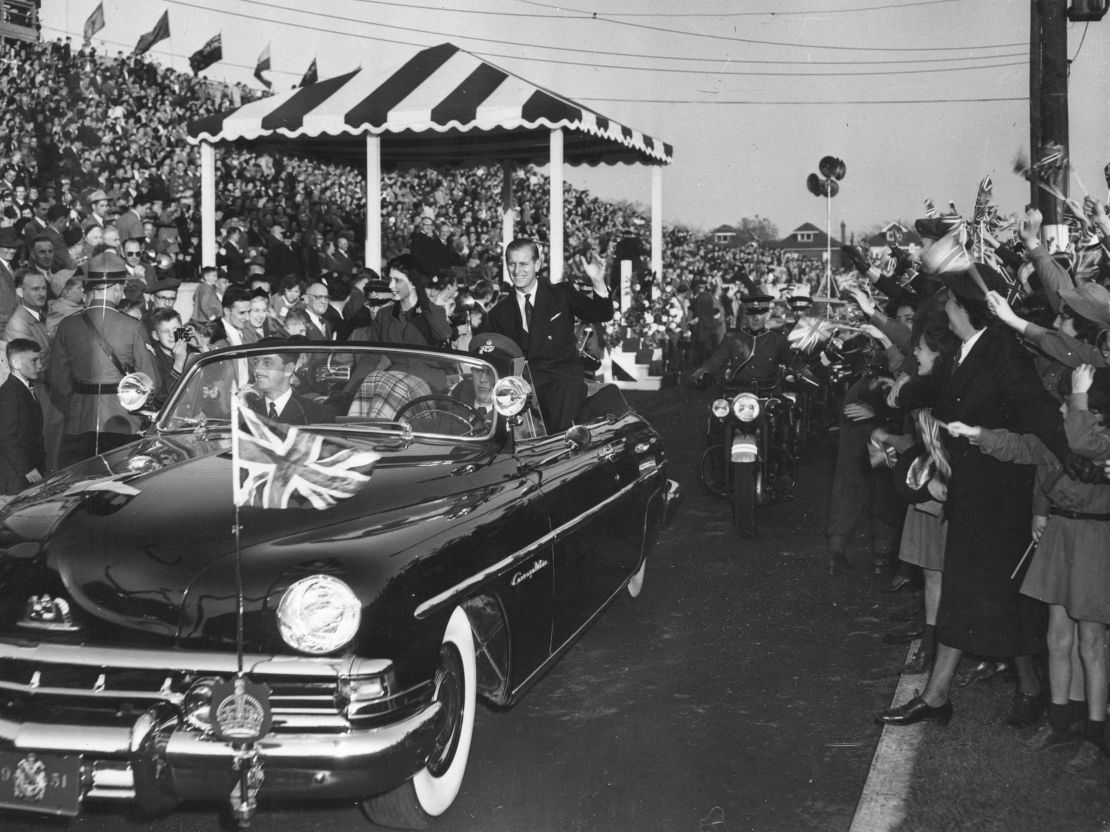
230 385 246 677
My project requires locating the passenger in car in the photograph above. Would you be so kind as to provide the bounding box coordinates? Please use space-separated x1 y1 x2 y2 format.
242 352 335 425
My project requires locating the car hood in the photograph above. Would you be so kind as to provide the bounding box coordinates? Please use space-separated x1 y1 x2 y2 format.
0 430 493 647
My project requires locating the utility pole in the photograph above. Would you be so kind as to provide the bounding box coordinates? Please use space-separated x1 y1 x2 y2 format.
1031 0 1070 251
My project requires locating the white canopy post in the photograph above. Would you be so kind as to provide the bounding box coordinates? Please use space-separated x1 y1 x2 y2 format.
651 165 663 280
365 134 382 272
501 160 514 284
548 128 564 283
200 142 216 267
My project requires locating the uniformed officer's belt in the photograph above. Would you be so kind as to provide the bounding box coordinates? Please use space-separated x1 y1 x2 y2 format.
73 381 119 395
1050 506 1110 521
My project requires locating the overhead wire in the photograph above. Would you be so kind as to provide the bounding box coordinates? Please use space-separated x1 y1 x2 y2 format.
175 0 1024 69
516 0 962 17
172 0 1025 55
166 0 1027 77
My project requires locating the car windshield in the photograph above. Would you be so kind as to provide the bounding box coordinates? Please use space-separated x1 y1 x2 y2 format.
158 345 501 439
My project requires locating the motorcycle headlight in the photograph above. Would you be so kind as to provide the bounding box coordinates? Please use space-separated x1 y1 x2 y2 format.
710 399 730 418
732 393 760 422
277 575 361 655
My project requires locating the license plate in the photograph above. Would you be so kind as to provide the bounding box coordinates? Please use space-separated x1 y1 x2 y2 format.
0 750 81 816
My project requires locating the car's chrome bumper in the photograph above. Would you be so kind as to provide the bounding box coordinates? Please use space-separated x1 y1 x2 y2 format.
0 701 444 809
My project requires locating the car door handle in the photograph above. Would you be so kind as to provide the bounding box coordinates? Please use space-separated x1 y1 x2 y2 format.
451 464 478 476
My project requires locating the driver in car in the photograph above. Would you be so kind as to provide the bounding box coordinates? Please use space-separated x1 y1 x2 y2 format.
691 294 795 389
242 351 336 425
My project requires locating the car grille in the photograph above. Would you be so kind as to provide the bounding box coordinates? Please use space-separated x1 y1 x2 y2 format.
0 644 352 734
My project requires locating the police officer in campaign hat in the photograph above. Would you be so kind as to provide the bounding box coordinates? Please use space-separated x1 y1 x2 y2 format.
48 250 160 468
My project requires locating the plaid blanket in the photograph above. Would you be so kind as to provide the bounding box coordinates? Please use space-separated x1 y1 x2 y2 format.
348 371 433 420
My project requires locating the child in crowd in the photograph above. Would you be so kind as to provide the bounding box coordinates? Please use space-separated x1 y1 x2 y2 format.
946 364 1110 774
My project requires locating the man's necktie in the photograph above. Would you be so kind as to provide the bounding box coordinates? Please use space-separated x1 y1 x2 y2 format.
268 401 278 420
524 296 534 332
27 383 35 401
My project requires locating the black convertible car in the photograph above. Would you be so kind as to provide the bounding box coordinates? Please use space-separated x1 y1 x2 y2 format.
0 341 678 828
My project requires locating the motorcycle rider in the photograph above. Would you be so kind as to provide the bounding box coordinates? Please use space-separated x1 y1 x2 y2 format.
690 294 794 388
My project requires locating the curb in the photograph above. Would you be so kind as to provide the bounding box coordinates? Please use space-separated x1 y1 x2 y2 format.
849 640 926 832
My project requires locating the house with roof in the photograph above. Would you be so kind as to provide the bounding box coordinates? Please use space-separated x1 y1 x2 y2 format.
864 221 923 253
774 222 842 268
710 224 738 246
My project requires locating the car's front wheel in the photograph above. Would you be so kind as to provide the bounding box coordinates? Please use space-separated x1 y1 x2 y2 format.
363 606 476 829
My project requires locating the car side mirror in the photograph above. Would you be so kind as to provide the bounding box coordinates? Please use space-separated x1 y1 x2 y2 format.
565 425 591 452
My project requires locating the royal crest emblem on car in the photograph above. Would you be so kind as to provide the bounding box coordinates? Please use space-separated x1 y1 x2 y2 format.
210 677 272 743
13 753 47 802
18 595 79 632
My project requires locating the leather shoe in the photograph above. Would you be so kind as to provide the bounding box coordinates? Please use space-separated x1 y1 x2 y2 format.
828 552 850 575
875 694 953 726
1006 692 1047 729
954 660 1010 688
883 618 924 644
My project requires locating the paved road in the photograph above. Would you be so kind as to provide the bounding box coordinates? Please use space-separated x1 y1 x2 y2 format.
3 384 906 832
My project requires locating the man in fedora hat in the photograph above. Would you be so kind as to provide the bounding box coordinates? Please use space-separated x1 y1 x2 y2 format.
82 189 111 231
48 250 159 468
0 224 21 333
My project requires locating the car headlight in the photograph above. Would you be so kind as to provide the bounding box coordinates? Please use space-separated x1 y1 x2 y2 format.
277 575 361 655
710 399 730 418
732 393 760 422
493 376 532 417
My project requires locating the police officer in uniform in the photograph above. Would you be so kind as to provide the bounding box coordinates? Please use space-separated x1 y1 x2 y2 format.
691 294 794 388
48 251 160 468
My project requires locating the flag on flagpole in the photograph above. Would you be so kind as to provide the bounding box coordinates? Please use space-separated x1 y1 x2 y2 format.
231 399 378 510
254 43 272 90
83 2 105 44
134 10 170 56
299 57 318 87
189 33 222 74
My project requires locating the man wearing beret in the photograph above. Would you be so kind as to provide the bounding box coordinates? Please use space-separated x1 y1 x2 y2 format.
48 251 160 468
488 238 613 432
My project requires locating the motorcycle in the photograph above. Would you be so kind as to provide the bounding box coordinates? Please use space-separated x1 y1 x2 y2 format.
697 371 798 535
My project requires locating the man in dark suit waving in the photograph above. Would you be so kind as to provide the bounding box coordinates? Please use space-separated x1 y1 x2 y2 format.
0 339 46 493
488 238 613 431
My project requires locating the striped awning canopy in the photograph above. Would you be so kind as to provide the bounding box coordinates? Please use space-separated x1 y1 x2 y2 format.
186 42 672 168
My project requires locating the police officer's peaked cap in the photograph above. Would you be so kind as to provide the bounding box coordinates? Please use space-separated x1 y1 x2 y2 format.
740 294 775 312
469 332 523 362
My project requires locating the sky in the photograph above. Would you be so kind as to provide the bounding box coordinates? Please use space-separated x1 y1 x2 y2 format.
39 0 1110 240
